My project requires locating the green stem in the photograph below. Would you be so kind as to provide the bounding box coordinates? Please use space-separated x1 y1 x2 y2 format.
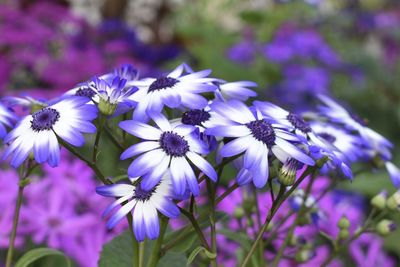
5 163 36 267
272 174 316 266
179 207 211 250
5 185 24 267
240 166 314 267
147 216 169 267
59 138 111 185
104 125 124 152
206 179 217 267
139 242 145 267
93 115 106 163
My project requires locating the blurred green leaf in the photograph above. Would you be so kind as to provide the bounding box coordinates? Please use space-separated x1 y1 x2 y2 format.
15 248 71 267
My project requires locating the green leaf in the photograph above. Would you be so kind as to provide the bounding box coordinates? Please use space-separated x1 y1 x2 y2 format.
168 230 198 253
187 246 216 266
158 251 187 267
15 248 71 267
99 230 133 267
219 229 252 250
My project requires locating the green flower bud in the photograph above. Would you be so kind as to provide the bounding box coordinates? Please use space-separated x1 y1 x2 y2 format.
337 216 350 229
234 207 245 219
278 159 297 186
371 191 387 210
338 229 350 240
386 191 400 211
376 220 396 236
295 249 313 263
98 98 117 116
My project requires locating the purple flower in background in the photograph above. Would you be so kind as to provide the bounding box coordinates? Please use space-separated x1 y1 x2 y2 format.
96 174 180 241
128 63 216 122
0 103 16 139
119 113 216 195
3 97 97 167
227 40 258 64
21 187 97 249
205 100 314 187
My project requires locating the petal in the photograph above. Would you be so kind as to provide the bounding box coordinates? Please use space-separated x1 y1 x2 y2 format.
142 202 160 240
205 125 250 138
152 198 180 218
107 200 136 229
187 151 217 181
127 149 165 177
33 132 50 164
133 202 146 242
119 120 161 140
169 157 187 196
96 184 135 197
220 136 252 157
275 138 315 166
121 141 160 160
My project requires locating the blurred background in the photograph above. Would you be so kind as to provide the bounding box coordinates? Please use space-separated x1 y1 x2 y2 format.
0 0 400 266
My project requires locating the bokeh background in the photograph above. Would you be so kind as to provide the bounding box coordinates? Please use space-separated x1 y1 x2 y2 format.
0 0 400 266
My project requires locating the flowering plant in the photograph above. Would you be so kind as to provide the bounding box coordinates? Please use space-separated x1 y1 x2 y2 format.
1 62 399 267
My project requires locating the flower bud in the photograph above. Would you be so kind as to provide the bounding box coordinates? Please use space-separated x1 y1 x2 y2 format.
386 191 400 211
234 207 245 219
278 159 298 186
376 220 397 236
337 216 350 229
295 249 314 263
98 98 117 115
371 191 387 210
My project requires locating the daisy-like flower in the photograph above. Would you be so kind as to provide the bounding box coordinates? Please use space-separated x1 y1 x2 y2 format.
96 174 180 241
100 64 139 82
204 100 315 188
127 63 217 122
119 113 217 196
214 80 258 101
0 103 16 139
310 121 367 165
3 97 97 168
317 95 393 160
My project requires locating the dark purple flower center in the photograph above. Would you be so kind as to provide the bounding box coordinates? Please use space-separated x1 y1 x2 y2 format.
134 186 157 202
319 132 336 144
181 109 210 126
47 217 61 228
287 113 311 133
159 131 189 157
31 108 60 132
246 119 276 147
75 87 96 98
148 76 179 92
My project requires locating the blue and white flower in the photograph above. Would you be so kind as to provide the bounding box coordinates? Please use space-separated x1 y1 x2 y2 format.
214 80 258 101
3 97 97 168
318 94 393 160
127 63 217 122
96 174 180 241
205 100 315 188
119 113 217 196
0 103 16 139
100 64 139 82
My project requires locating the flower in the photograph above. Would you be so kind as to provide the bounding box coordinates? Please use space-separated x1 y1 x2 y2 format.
96 174 180 241
317 95 392 159
101 64 139 82
3 97 97 167
214 80 258 101
127 63 216 122
205 100 314 188
0 103 16 139
119 113 217 196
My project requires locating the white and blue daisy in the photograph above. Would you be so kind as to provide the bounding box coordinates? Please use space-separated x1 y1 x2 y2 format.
96 174 179 241
3 97 97 168
0 103 16 139
126 63 217 122
204 100 315 188
119 113 217 196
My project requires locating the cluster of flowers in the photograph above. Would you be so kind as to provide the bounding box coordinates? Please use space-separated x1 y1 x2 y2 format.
0 154 123 267
0 2 178 97
227 24 362 109
0 62 399 265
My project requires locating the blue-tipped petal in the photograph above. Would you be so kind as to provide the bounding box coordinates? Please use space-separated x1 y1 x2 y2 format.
187 151 217 181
